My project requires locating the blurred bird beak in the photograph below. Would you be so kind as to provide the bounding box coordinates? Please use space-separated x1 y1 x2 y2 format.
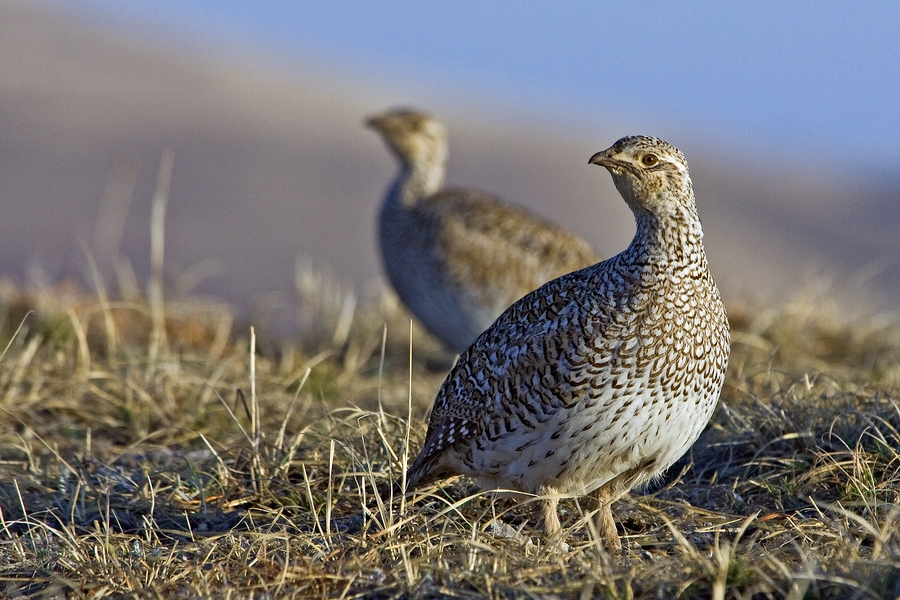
365 115 383 130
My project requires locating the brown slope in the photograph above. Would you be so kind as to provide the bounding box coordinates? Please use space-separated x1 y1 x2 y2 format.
1 1 897 316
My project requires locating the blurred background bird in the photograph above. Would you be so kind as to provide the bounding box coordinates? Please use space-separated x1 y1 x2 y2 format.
367 108 599 352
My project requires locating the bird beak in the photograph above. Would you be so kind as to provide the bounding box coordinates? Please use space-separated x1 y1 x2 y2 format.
365 115 383 130
589 149 614 167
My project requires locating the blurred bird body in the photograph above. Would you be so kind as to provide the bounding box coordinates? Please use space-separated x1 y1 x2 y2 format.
404 135 730 552
368 109 599 352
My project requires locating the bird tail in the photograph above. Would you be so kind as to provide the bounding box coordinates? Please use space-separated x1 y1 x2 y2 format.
388 477 406 498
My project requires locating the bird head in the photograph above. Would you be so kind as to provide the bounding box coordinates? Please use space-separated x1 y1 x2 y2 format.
589 136 693 218
366 108 448 170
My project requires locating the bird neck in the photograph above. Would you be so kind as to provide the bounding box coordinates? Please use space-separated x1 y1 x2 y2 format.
628 200 707 269
385 148 447 209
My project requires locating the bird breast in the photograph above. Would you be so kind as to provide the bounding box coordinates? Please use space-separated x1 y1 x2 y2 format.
453 264 728 497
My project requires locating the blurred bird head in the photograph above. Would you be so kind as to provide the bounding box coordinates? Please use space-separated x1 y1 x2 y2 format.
366 108 448 171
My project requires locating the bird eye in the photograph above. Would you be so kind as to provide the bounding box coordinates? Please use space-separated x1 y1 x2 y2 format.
641 154 659 167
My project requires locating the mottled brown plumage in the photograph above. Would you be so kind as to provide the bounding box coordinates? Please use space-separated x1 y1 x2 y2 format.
367 108 599 352
405 135 730 552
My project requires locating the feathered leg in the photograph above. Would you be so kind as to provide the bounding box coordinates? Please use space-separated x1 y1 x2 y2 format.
589 486 622 554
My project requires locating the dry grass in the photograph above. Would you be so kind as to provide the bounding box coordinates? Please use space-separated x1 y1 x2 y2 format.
0 272 899 599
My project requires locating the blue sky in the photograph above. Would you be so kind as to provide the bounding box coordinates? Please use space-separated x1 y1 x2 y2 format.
51 1 899 177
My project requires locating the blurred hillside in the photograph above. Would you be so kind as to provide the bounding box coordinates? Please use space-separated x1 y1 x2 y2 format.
1 1 898 316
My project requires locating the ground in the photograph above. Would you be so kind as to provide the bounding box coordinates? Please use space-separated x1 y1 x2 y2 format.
0 272 898 599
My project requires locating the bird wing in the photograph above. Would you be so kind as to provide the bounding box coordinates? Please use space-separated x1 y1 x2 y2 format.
409 268 605 485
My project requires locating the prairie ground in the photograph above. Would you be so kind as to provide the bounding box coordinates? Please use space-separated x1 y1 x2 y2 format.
0 271 898 599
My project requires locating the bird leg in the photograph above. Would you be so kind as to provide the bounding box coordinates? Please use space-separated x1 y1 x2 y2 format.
535 489 572 553
539 494 561 536
589 487 622 554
